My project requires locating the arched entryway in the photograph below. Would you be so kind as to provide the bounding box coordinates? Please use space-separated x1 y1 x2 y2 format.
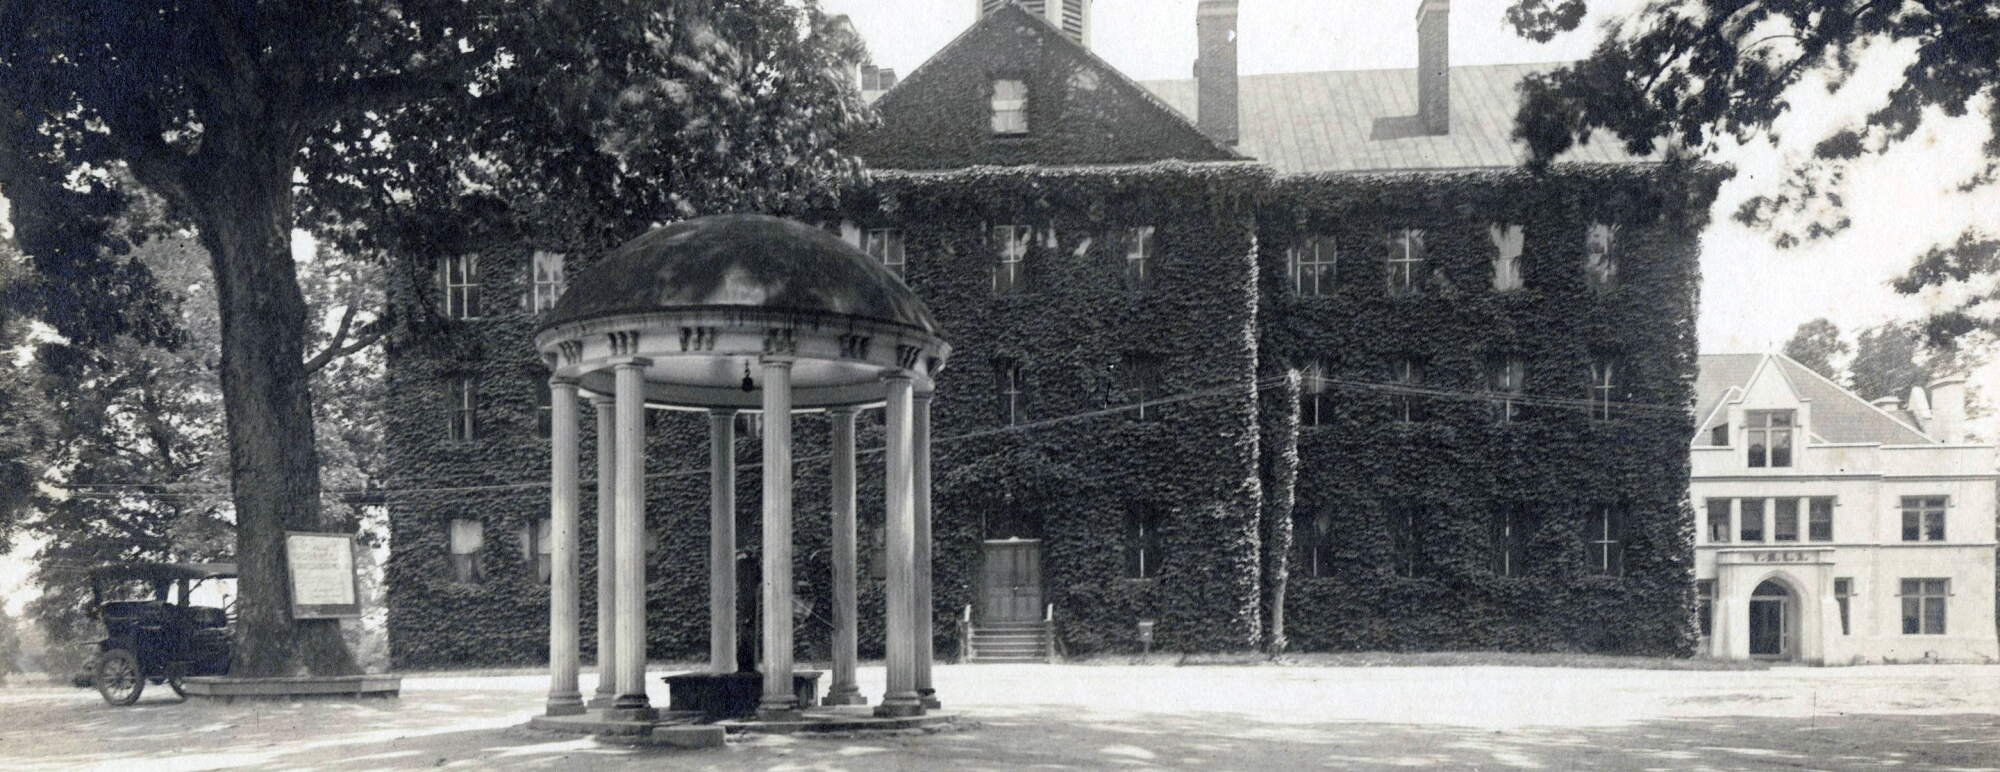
1749 579 1798 660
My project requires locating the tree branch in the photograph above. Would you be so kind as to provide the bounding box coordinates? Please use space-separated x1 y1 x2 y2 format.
312 72 464 123
303 306 390 374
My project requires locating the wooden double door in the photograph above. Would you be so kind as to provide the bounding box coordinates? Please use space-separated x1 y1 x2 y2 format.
978 539 1043 623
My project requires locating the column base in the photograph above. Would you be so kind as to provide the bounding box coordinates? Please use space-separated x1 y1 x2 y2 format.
544 695 587 717
917 688 940 710
586 694 618 709
602 706 658 722
873 695 925 718
756 694 800 721
823 686 868 706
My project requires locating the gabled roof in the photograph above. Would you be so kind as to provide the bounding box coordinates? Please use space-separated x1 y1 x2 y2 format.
1141 64 1654 174
1694 353 1935 446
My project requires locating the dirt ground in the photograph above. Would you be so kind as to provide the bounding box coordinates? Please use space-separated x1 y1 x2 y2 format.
2 663 1997 770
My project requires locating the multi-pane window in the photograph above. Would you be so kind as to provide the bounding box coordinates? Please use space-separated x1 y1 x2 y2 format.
1385 229 1426 295
438 254 480 319
1746 410 1794 467
1298 361 1328 427
1739 498 1765 542
1122 353 1166 421
1489 507 1532 578
991 79 1028 134
864 229 906 281
528 251 565 313
994 360 1025 426
1489 223 1524 291
1900 578 1948 634
446 377 478 441
1389 506 1423 578
1588 359 1618 420
1298 510 1334 579
1289 236 1335 297
1124 508 1165 579
1487 355 1524 422
1773 499 1800 542
521 518 552 583
1584 223 1619 290
530 376 552 439
1122 226 1156 289
991 224 1032 293
1390 357 1425 422
1808 497 1834 541
1705 498 1731 543
447 519 484 583
1696 579 1715 637
1583 507 1624 576
1901 496 1947 541
1711 423 1730 446
1833 577 1853 635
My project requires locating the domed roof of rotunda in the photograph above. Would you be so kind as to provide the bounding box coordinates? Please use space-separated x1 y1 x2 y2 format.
544 214 939 335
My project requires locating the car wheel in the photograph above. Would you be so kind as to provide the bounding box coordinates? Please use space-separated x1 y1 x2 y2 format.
95 649 144 706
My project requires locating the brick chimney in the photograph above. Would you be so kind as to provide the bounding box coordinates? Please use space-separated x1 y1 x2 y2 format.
1926 376 1967 442
1194 0 1239 146
1416 0 1450 135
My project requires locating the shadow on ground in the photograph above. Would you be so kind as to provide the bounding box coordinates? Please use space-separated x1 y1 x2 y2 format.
5 685 1998 771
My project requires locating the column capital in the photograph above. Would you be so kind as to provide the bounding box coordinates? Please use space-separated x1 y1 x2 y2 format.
589 394 616 408
708 407 738 418
881 371 915 384
548 375 581 389
758 355 797 368
913 389 935 403
826 405 860 417
607 356 654 370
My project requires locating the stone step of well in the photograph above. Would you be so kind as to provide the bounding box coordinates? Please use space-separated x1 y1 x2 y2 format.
969 655 1047 663
971 632 1049 642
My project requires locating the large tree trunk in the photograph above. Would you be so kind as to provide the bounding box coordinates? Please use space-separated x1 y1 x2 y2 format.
190 152 358 678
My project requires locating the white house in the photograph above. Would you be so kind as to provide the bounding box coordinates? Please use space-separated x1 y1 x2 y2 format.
1692 353 1998 664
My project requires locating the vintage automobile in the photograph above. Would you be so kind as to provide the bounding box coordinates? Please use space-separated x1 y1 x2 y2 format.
81 561 236 705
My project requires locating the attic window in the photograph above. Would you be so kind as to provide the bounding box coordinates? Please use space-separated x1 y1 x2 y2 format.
991 79 1028 135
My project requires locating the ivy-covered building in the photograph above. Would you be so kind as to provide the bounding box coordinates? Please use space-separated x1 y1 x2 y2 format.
382 0 1719 667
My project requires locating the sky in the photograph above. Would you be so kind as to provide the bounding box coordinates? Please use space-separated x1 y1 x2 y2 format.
822 0 2000 364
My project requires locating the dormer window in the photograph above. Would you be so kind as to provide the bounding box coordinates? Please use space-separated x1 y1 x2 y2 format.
1746 410 1794 467
991 79 1028 135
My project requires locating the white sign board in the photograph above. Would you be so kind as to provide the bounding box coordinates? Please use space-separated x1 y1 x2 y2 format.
285 531 361 619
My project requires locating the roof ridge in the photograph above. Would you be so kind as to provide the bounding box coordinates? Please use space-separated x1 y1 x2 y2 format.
1770 352 1937 444
1137 59 1583 85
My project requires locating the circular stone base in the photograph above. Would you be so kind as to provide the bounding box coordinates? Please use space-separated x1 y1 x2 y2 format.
719 706 960 735
524 706 961 744
181 674 402 702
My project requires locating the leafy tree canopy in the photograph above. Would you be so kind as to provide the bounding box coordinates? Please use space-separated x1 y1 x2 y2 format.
0 0 870 676
1507 0 2000 342
1781 317 1848 381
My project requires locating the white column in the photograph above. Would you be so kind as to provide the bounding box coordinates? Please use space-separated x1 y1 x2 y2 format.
545 378 584 716
590 396 617 708
824 407 865 705
611 360 652 717
708 410 737 675
912 388 938 709
758 358 798 716
876 374 923 717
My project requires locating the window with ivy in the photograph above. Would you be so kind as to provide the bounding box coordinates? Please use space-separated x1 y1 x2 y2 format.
1390 357 1425 422
446 376 478 441
1122 225 1155 290
1121 353 1166 421
1289 236 1334 297
1297 509 1334 578
1582 506 1625 576
1388 506 1423 578
528 251 565 313
521 518 552 583
1489 507 1532 577
1123 507 1165 579
1489 223 1524 291
448 519 484 583
1584 222 1619 290
1385 229 1425 296
990 78 1028 135
1486 354 1524 423
437 254 480 319
991 224 1032 293
865 228 905 280
1588 358 1618 420
1298 360 1327 427
993 359 1025 426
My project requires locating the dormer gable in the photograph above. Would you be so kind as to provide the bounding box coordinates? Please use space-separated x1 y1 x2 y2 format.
845 3 1240 170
